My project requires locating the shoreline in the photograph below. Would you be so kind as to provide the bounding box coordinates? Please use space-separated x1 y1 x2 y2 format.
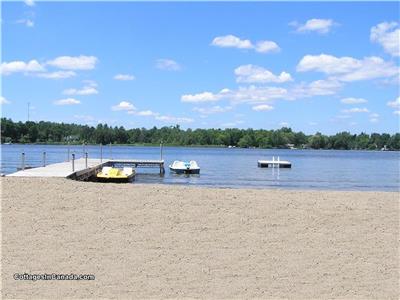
2 177 399 299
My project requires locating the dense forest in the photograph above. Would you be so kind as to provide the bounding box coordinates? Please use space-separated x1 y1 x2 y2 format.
1 118 399 150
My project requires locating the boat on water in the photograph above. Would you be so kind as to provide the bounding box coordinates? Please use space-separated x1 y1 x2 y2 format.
169 160 200 174
96 166 135 183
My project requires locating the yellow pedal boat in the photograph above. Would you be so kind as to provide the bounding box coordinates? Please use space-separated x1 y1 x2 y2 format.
96 166 135 183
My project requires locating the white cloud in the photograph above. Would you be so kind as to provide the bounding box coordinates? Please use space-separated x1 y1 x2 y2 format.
297 54 399 82
155 115 194 123
254 40 280 53
369 113 380 123
340 97 368 104
114 74 135 81
133 110 159 117
0 96 10 105
211 35 280 54
0 60 45 75
24 0 35 6
63 82 98 95
35 71 76 79
308 122 317 126
279 122 290 127
393 110 400 115
291 19 335 34
252 104 274 111
111 101 136 111
54 98 80 106
211 35 253 49
289 79 342 99
16 19 34 27
155 59 181 71
193 106 232 114
370 22 400 57
387 96 400 109
342 107 369 113
235 64 292 83
181 91 221 103
47 55 98 70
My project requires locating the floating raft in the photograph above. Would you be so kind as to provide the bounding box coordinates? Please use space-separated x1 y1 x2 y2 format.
258 158 292 168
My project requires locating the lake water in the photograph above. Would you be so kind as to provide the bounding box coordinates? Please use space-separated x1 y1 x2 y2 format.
1 144 399 191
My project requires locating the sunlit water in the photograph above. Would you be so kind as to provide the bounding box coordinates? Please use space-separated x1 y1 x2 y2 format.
1 144 399 191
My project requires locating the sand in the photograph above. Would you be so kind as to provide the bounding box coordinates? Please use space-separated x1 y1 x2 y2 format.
1 177 399 299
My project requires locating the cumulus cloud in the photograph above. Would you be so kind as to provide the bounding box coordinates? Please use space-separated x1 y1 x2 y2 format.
35 71 76 79
235 64 292 83
155 115 194 123
182 85 288 105
211 35 253 49
211 35 280 54
340 97 368 104
181 91 221 103
0 60 45 75
254 40 280 53
0 96 11 105
47 55 98 70
193 106 232 114
370 22 400 57
297 54 399 82
342 107 369 113
155 59 181 71
54 98 80 105
63 81 98 95
132 110 159 117
111 101 136 111
290 19 336 34
114 74 135 81
16 19 34 27
252 104 274 111
289 79 342 99
387 96 400 109
24 0 35 6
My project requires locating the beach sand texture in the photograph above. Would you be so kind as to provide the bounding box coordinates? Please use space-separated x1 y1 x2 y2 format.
2 177 399 299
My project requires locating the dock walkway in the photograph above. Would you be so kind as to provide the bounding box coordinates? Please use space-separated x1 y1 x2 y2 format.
7 158 165 179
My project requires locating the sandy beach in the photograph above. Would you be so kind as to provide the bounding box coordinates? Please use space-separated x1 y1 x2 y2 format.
1 177 399 299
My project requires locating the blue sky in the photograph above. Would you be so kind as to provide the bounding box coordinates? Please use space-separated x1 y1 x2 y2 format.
1 1 399 134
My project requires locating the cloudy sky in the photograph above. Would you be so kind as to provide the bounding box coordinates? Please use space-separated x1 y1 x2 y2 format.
1 1 399 134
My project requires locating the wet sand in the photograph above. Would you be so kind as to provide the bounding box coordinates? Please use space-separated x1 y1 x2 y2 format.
1 177 399 299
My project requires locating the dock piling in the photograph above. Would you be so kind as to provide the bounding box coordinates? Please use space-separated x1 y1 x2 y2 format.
67 144 70 162
43 151 46 167
85 152 88 168
21 152 25 170
72 154 75 172
160 141 163 160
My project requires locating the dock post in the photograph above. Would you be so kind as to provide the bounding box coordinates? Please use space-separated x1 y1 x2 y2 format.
160 141 163 160
100 144 103 163
160 162 165 175
67 144 70 162
85 152 88 168
43 151 46 167
21 152 25 170
72 153 75 172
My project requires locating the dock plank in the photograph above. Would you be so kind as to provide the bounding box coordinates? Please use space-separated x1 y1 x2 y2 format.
7 158 104 178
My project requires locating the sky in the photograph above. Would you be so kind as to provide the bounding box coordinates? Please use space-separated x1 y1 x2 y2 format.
1 1 399 134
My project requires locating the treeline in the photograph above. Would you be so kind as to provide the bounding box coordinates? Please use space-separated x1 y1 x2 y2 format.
1 118 399 150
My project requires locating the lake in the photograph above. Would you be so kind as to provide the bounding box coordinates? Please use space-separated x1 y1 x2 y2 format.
1 144 399 191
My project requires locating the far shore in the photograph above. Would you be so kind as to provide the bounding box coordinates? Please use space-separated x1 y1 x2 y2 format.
2 142 399 152
2 177 399 299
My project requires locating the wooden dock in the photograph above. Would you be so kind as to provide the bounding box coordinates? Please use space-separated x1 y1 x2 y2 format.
7 158 165 179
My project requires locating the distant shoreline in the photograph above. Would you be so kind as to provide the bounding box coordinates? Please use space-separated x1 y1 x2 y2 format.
1 142 399 152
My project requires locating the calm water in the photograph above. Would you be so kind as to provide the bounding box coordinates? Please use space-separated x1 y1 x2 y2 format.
1 144 399 191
